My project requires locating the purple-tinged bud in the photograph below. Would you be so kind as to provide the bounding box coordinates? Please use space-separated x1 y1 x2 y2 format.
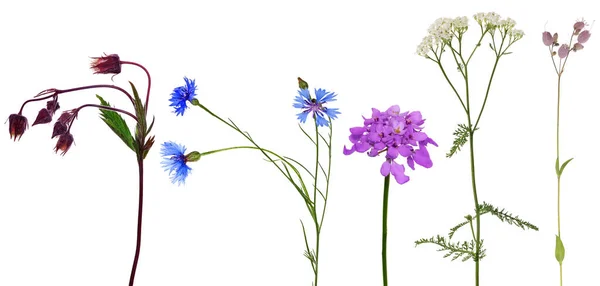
32 108 52 126
54 132 74 155
543 31 554 46
90 54 121 74
573 43 584 51
578 30 591 43
553 33 559 43
52 122 68 139
8 114 28 141
558 44 570 58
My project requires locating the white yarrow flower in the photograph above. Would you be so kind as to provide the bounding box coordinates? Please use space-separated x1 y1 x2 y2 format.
417 35 434 57
452 16 469 30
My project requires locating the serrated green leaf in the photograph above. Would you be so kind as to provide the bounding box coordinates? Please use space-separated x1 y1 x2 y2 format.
555 235 565 264
558 158 574 176
96 95 135 152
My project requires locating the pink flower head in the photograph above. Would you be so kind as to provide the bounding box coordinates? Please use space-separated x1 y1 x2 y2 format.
542 31 554 46
558 44 570 58
578 30 591 43
574 21 586 32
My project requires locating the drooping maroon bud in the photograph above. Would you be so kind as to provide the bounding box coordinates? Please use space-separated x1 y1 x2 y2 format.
46 99 60 115
558 44 570 58
573 42 584 51
578 30 591 44
32 108 52 126
90 54 121 74
52 121 68 138
8 114 28 141
54 132 74 155
542 31 554 46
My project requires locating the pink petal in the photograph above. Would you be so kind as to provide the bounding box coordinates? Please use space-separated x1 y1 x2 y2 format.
578 30 591 44
558 44 569 58
542 31 553 46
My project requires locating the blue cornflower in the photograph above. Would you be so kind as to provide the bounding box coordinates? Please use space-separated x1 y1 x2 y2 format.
160 141 192 185
293 88 340 127
169 77 198 116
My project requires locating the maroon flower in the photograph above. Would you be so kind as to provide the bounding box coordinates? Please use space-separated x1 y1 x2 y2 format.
8 114 28 141
46 99 60 114
32 108 52 126
90 54 121 74
52 110 75 138
54 132 74 155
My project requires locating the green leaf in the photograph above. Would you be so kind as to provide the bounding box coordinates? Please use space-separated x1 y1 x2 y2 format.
446 124 471 158
558 158 574 176
555 157 560 176
555 235 565 264
96 95 135 152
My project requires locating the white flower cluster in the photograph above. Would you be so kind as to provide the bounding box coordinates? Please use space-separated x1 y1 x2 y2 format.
474 12 500 27
416 16 470 57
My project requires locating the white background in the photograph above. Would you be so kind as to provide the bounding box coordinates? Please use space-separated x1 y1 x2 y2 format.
1 1 599 285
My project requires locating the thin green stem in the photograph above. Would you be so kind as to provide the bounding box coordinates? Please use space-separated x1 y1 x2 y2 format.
463 56 481 286
473 55 501 130
434 54 468 114
382 174 391 286
556 74 563 286
312 120 320 286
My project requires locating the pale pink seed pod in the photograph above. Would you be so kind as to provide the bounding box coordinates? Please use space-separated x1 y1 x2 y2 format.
558 44 569 58
578 30 591 43
542 31 553 46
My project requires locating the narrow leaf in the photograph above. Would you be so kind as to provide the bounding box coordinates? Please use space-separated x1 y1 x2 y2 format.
558 158 574 176
555 157 560 176
96 95 135 152
555 235 565 264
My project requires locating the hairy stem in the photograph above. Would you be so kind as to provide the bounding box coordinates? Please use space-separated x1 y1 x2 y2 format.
129 153 144 286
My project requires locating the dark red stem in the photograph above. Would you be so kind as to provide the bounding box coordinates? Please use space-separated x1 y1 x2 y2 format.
18 85 135 115
121 61 151 114
66 104 138 133
129 155 144 286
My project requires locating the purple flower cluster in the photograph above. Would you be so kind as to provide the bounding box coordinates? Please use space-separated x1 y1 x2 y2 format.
343 105 437 184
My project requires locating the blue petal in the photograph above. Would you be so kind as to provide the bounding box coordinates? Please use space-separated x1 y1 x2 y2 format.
296 111 309 123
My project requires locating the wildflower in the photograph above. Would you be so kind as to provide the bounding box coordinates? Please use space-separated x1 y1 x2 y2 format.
160 141 195 185
542 31 554 46
54 132 74 155
32 108 52 126
90 54 121 74
427 17 453 43
578 30 591 44
343 105 436 184
8 114 28 141
169 77 198 116
417 35 434 57
293 88 340 127
558 44 570 58
52 110 74 138
33 99 61 126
